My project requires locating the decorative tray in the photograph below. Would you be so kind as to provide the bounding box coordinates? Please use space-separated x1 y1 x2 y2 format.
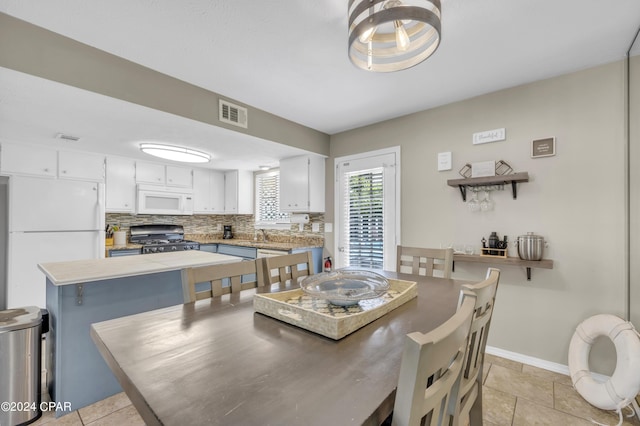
253 277 417 340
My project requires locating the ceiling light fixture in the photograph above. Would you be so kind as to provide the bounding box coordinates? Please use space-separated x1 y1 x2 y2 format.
259 165 271 171
139 143 211 163
348 0 442 72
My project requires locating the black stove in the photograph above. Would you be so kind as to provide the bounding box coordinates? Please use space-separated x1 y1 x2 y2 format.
129 224 200 254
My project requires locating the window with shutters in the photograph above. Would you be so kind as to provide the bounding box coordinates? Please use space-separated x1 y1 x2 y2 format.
255 170 290 226
343 167 385 269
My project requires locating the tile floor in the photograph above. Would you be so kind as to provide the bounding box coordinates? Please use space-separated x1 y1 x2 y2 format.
32 354 640 425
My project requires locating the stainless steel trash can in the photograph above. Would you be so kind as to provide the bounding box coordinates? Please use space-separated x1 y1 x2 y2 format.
0 307 43 426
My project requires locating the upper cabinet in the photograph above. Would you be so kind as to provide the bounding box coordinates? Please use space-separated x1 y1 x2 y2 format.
0 143 105 181
166 165 192 187
0 143 58 178
280 155 325 213
136 162 192 187
106 156 136 213
58 151 105 182
193 168 225 214
135 161 165 184
224 170 254 214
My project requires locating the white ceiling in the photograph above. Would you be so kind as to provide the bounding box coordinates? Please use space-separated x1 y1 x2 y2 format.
0 0 639 170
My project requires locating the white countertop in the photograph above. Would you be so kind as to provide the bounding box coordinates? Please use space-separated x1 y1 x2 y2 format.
38 251 243 286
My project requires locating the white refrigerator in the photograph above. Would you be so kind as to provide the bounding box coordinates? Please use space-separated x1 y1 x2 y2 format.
7 176 105 308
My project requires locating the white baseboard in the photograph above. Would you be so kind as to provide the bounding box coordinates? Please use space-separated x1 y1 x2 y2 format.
485 346 610 382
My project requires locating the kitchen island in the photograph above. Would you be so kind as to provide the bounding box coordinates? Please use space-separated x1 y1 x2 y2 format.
39 251 243 417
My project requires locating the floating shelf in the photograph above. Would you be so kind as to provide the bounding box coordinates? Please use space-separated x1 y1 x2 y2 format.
447 172 529 201
452 253 553 281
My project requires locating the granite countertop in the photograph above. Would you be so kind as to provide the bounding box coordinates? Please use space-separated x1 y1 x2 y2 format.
39 251 242 286
106 234 324 252
189 236 323 251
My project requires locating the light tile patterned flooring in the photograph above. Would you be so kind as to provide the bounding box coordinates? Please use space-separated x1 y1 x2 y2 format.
33 354 640 425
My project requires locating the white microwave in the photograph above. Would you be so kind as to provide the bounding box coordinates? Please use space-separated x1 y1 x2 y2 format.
137 184 194 215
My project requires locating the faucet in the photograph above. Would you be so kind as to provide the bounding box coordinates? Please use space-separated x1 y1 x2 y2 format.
260 229 268 242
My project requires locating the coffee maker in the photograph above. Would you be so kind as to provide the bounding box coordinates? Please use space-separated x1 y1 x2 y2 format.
223 225 233 239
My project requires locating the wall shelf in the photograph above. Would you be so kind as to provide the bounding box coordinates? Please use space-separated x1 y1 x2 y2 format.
447 172 529 201
453 253 553 281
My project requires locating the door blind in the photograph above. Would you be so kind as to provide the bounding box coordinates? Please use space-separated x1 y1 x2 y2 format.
256 171 289 223
343 167 384 269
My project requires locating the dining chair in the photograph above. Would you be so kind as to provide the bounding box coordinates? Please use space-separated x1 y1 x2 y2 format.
456 267 501 425
391 293 476 426
258 251 314 287
396 246 454 279
181 259 259 303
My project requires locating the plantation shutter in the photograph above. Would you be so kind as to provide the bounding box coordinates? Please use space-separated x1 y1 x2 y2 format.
256 171 289 223
342 167 385 269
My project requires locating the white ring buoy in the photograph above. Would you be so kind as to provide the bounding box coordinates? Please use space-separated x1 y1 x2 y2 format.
568 314 640 411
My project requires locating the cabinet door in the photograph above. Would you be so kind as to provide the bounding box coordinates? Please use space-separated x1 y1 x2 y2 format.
224 170 253 214
0 143 57 178
106 157 136 212
136 161 165 184
210 171 225 213
224 170 238 214
58 151 105 182
280 156 308 211
193 168 212 213
166 166 192 187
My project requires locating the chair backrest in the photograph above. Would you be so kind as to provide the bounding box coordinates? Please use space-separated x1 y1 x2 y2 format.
181 260 259 303
396 246 454 279
456 267 501 422
259 251 314 286
392 294 476 426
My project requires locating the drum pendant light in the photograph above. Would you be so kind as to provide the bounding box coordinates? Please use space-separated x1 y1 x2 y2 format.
348 0 442 72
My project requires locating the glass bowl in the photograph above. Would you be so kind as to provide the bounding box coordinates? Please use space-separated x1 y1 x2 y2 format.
300 270 390 306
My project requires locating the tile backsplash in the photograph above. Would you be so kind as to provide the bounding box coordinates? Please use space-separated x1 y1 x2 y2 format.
106 213 326 241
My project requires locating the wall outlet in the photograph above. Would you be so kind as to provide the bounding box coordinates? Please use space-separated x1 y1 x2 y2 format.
312 223 320 232
216 224 221 231
325 223 333 233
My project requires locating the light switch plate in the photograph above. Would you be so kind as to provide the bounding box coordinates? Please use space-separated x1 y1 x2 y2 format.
325 223 333 233
437 152 452 171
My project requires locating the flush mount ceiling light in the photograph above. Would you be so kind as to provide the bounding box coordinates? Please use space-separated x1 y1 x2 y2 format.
139 143 211 163
348 0 441 72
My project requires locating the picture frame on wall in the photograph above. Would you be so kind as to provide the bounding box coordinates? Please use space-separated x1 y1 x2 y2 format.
531 137 556 158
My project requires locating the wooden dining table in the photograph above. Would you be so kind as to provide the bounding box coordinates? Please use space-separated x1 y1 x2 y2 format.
90 271 476 426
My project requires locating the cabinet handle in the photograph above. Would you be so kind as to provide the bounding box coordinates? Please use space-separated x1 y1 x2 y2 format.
62 170 67 174
44 168 49 172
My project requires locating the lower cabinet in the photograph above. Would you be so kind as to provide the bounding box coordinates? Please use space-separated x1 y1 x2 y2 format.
107 248 141 257
217 244 257 284
199 244 218 253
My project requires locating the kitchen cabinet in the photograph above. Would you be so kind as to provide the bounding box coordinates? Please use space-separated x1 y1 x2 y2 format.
199 244 218 253
136 162 192 187
280 154 325 212
105 156 136 213
166 165 192 187
193 169 225 213
136 161 165 184
107 248 141 257
58 151 105 182
0 142 57 178
224 170 254 214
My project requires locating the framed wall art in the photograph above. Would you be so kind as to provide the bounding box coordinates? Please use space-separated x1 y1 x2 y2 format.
531 137 556 158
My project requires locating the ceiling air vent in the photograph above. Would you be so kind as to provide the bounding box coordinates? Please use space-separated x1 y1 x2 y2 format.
219 99 248 129
55 133 81 142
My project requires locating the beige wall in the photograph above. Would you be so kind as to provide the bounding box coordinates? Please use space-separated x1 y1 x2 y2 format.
327 61 627 368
